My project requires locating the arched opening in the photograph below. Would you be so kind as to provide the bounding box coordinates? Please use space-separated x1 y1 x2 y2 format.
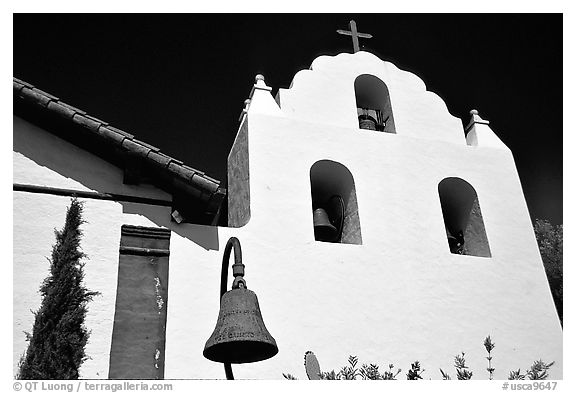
438 177 491 257
310 160 362 245
354 74 396 133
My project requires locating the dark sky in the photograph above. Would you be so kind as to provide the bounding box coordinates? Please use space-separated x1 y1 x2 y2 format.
13 14 563 224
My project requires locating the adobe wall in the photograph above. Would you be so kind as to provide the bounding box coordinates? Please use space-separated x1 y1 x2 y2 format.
212 52 562 379
13 50 563 380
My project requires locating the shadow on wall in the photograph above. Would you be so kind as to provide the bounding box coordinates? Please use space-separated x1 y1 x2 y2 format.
121 203 219 250
13 116 220 251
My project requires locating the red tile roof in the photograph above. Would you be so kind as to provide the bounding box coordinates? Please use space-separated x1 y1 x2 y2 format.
13 77 226 223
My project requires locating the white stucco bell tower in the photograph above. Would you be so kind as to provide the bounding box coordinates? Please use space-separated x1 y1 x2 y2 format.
214 50 563 379
13 43 562 379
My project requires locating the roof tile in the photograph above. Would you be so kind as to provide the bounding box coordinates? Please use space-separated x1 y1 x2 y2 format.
190 173 220 192
19 87 53 107
135 140 160 152
147 150 172 168
46 101 77 119
167 162 194 180
84 114 109 127
169 157 184 166
107 125 134 139
32 88 59 101
122 138 151 157
58 101 86 115
72 114 102 132
98 126 127 146
13 80 25 94
202 174 221 185
182 164 204 175
13 77 226 213
13 78 34 88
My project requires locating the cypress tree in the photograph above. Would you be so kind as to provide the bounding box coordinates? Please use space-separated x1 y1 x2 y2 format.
533 219 563 324
17 198 99 379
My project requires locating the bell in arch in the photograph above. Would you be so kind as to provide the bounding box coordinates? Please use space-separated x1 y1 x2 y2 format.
358 114 377 130
203 237 278 366
313 207 338 242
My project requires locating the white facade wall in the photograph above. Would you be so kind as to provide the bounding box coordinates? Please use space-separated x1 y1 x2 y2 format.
13 116 173 378
13 51 562 380
191 52 559 379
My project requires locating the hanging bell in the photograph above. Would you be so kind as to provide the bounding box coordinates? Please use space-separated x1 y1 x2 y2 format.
203 287 278 364
358 114 377 130
313 207 338 242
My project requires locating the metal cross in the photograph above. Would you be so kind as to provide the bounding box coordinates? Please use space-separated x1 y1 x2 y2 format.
337 20 373 53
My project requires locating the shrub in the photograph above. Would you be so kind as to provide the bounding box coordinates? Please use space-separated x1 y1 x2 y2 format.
284 335 554 380
17 199 99 379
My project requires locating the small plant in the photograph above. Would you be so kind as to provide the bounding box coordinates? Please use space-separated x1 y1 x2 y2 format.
406 361 424 380
526 360 555 380
338 355 360 380
508 369 525 380
285 352 403 380
358 363 401 380
484 335 495 380
382 364 402 380
358 363 378 380
454 352 473 380
507 360 555 380
282 338 555 380
439 368 451 380
320 370 338 380
359 363 381 380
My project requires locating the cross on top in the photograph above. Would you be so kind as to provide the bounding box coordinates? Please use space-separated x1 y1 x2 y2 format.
337 20 373 53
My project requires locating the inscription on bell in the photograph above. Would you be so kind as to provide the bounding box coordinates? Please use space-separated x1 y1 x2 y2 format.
221 309 258 318
229 331 255 339
213 331 257 343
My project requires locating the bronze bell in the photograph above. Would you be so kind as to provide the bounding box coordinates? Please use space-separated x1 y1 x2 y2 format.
358 114 377 130
313 207 338 242
203 287 278 364
203 237 278 367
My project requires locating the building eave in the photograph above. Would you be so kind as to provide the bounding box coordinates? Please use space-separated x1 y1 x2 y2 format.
13 77 226 224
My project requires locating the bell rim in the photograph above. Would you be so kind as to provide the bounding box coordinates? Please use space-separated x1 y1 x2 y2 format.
203 340 279 364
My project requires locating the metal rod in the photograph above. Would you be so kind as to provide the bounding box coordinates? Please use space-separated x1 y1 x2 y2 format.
219 237 243 380
13 183 172 207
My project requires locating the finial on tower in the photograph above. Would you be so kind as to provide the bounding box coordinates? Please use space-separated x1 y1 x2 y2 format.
466 109 490 132
337 20 373 53
251 73 272 94
242 73 278 120
238 99 251 123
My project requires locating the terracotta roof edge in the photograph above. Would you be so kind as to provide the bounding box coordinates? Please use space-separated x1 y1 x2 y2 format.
13 77 224 198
